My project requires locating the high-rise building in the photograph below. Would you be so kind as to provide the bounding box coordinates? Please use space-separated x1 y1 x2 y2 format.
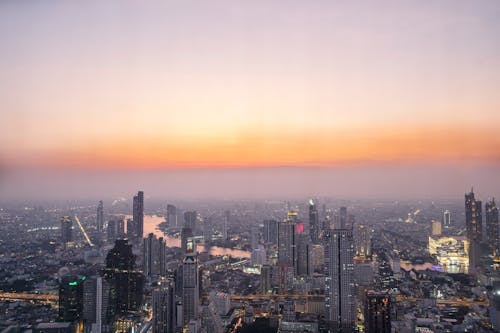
103 239 144 314
167 204 177 228
133 191 144 240
107 220 116 242
355 225 372 258
309 200 320 244
324 229 355 332
278 215 297 272
465 189 482 269
486 199 499 255
364 291 392 333
296 232 310 276
143 233 167 277
260 265 272 294
263 219 278 245
184 211 197 232
339 207 347 229
152 278 176 333
443 210 451 227
223 210 230 240
97 201 104 232
431 220 442 236
251 224 260 250
181 228 196 256
83 276 113 333
182 254 199 324
59 276 85 322
61 216 73 244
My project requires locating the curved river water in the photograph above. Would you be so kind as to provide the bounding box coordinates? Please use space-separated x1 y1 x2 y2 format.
140 215 251 259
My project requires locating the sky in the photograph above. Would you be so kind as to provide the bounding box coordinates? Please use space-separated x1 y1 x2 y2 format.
1 1 500 200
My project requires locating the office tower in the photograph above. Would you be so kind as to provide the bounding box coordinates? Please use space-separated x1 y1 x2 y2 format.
153 278 176 333
296 232 311 276
59 276 84 322
355 225 372 258
364 291 392 333
223 210 230 240
133 191 144 240
260 265 272 294
182 254 199 324
465 189 482 269
97 200 104 232
167 204 177 228
324 229 355 332
184 211 197 232
104 239 144 314
126 219 135 240
309 199 320 244
339 207 347 229
107 220 116 242
61 216 73 244
278 215 297 271
263 219 278 244
181 228 196 256
443 210 451 227
486 199 499 255
143 233 167 277
83 276 113 333
431 220 442 236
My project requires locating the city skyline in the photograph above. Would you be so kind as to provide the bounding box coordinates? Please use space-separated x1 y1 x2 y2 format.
1 1 500 199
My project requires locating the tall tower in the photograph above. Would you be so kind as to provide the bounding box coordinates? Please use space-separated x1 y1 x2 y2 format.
309 199 320 244
97 200 104 232
182 255 199 324
83 276 113 333
59 276 84 322
143 233 167 277
153 278 176 333
355 225 372 258
364 291 392 333
61 216 73 244
167 204 177 228
324 229 355 332
263 219 278 245
184 211 197 233
278 213 297 271
133 191 144 240
486 199 499 256
465 189 482 270
443 210 451 227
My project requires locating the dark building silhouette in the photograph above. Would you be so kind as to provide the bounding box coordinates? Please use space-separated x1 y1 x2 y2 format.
309 199 320 244
486 198 499 256
143 233 167 276
59 276 85 322
103 239 144 314
167 204 177 228
184 211 197 232
263 219 278 245
364 291 392 333
465 189 482 269
83 276 114 333
152 277 176 333
182 254 199 324
61 216 72 244
339 207 347 229
132 191 144 240
324 229 355 332
97 200 104 232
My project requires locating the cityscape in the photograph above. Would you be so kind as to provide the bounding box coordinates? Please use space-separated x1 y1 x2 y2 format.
1 1 500 333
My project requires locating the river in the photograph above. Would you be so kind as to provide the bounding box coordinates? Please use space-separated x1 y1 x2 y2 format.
128 214 251 259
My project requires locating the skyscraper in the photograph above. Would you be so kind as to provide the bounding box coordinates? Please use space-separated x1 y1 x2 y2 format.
309 199 320 244
167 204 177 228
184 211 197 232
465 189 482 269
364 291 392 333
153 278 176 333
97 200 104 232
83 276 113 333
182 254 199 324
143 233 167 277
355 225 372 258
278 215 297 271
181 228 196 256
133 191 144 240
263 219 278 245
324 229 355 332
59 276 84 322
260 265 272 294
61 216 73 244
296 232 311 276
443 210 451 227
107 220 116 242
486 199 499 255
103 239 144 314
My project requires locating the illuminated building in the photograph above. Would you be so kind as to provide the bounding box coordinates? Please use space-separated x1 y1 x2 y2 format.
428 236 469 273
60 216 73 245
364 291 392 333
309 199 320 244
355 225 372 258
324 229 355 332
59 276 84 321
486 199 499 256
132 191 144 240
278 212 298 273
153 278 176 333
465 189 482 270
431 220 442 236
443 210 451 227
182 254 199 324
97 200 104 232
181 227 196 256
